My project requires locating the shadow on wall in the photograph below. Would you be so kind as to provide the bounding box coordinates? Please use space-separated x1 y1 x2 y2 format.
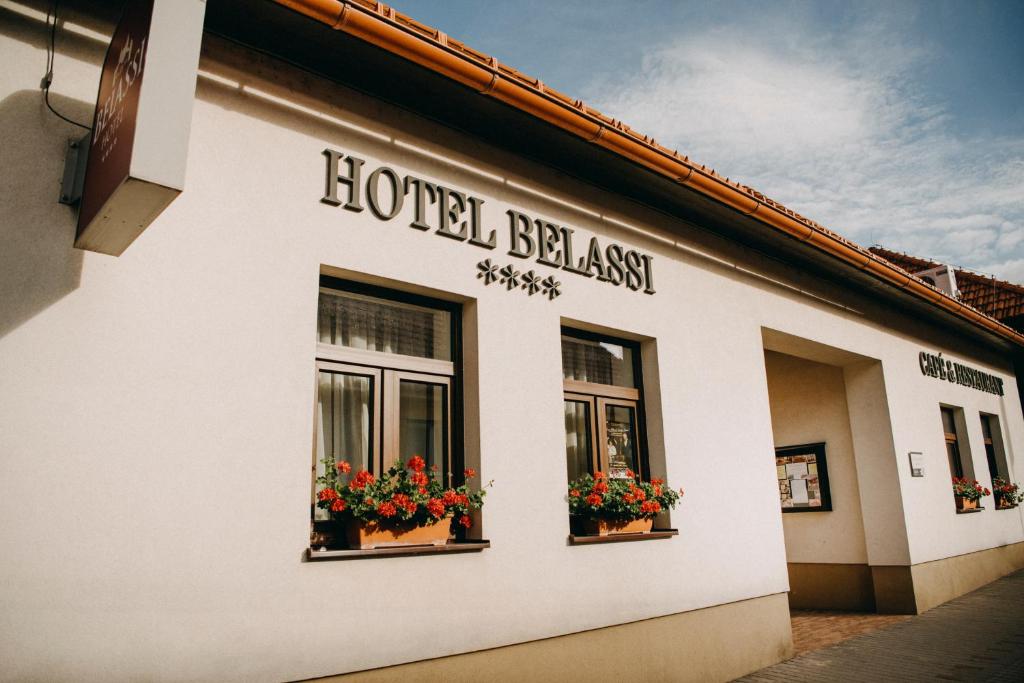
0 88 91 339
0 1 113 338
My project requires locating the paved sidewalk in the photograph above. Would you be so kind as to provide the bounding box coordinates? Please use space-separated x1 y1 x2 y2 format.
790 610 910 655
738 570 1024 682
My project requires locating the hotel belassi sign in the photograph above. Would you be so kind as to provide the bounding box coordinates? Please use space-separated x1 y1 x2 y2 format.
322 150 656 296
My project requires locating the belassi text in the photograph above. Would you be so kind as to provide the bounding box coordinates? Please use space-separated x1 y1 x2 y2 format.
321 150 655 294
918 351 1004 396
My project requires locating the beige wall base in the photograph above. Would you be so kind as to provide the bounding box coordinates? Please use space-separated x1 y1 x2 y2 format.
310 593 794 682
873 541 1024 614
787 563 875 611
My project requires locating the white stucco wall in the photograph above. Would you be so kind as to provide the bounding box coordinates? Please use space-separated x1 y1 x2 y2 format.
2 6 1023 681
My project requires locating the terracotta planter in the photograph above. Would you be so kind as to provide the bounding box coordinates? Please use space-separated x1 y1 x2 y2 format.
995 493 1018 510
954 495 978 512
345 516 451 550
582 517 653 536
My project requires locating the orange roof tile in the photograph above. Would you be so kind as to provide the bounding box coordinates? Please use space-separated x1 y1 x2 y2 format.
869 247 1024 328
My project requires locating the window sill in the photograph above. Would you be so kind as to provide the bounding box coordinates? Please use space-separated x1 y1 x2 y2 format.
568 529 678 545
955 507 984 514
306 540 489 561
995 504 1018 511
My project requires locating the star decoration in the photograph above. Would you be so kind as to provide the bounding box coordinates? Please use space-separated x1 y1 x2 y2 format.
476 259 498 285
541 275 562 300
499 264 520 290
522 270 542 295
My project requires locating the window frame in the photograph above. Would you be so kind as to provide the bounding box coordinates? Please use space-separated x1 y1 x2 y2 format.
311 276 464 528
941 406 965 480
561 327 649 480
980 412 1008 483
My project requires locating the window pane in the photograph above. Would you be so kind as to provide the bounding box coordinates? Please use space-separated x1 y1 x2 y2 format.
565 400 592 481
316 371 372 520
980 415 993 440
399 381 448 480
561 335 635 387
982 415 1000 479
940 407 956 435
605 404 638 479
318 288 451 360
946 442 964 479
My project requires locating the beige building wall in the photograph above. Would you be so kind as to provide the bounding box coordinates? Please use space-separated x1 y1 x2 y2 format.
764 350 869 565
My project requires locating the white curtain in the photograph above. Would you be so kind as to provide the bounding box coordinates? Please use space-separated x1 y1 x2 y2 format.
318 289 449 360
561 336 633 387
315 371 371 519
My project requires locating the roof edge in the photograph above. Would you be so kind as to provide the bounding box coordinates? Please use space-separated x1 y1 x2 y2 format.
269 0 1024 350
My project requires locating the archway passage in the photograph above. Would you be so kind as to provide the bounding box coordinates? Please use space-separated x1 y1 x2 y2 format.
762 329 908 613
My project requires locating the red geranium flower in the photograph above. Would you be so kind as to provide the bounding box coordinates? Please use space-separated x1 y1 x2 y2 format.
459 514 472 529
594 471 606 480
377 502 397 518
569 489 581 498
640 500 660 514
427 498 445 518
586 493 603 506
335 461 352 474
623 494 635 504
442 490 459 506
410 472 429 487
392 493 412 509
330 498 347 512
407 455 426 472
317 488 338 501
592 481 609 494
464 468 477 479
653 485 662 496
650 478 664 486
351 470 375 490
625 469 636 479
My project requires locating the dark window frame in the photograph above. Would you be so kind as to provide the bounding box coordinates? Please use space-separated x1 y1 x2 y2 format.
311 276 464 544
560 326 650 481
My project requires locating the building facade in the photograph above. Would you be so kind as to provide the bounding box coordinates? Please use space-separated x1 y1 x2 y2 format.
2 1 1024 681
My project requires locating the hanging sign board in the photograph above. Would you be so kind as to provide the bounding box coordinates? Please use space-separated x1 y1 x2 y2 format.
75 0 206 256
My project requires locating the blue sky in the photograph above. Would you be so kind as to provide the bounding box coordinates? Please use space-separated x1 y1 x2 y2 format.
391 0 1024 282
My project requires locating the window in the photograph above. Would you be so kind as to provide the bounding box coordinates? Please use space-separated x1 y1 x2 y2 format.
312 278 461 525
941 407 964 479
561 328 646 480
980 413 1006 481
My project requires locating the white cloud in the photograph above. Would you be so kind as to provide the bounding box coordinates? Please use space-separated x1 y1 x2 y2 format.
586 19 1024 282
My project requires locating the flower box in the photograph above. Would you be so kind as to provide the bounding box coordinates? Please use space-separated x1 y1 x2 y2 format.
582 517 653 536
952 478 990 513
993 478 1022 509
345 516 452 550
567 470 682 538
954 495 978 512
314 455 489 552
995 493 1019 510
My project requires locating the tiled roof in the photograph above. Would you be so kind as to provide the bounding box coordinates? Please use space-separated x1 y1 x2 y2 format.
869 246 1024 328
